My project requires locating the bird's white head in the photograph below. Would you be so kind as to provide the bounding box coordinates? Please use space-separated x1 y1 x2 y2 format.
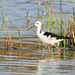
27 21 42 31
35 21 42 27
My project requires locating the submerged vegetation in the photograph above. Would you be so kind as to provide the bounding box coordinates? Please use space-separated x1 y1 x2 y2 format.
0 0 75 49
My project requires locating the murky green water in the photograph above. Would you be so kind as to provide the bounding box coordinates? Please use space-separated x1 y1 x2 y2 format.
0 0 75 75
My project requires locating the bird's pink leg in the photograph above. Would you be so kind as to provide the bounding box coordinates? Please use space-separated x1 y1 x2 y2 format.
53 44 62 53
48 45 50 57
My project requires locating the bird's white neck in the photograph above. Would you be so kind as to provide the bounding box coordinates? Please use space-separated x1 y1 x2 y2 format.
36 25 42 35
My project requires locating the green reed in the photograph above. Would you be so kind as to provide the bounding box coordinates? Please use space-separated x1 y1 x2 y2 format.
46 1 50 27
73 0 75 22
26 0 74 47
59 0 66 47
57 13 60 48
5 5 8 22
51 3 55 24
71 16 75 45
60 0 62 13
42 9 44 30
47 0 50 21
0 0 5 22
38 0 41 21
60 15 64 46
50 2 55 31
72 0 75 43
57 13 60 33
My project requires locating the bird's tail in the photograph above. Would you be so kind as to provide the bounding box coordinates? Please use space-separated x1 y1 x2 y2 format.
64 36 73 39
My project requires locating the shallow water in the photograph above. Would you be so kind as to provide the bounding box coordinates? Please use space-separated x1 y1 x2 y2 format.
0 0 75 75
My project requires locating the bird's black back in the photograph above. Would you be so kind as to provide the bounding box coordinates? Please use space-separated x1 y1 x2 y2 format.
44 32 72 39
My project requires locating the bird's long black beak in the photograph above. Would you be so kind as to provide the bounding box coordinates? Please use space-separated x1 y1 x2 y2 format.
27 25 35 30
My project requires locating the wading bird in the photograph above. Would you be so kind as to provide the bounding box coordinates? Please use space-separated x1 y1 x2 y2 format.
29 21 72 55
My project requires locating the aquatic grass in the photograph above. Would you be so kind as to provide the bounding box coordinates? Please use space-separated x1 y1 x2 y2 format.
5 5 8 28
4 34 13 48
0 0 74 51
60 0 65 40
27 9 30 27
70 26 74 45
57 13 61 48
61 17 68 47
46 1 50 22
18 27 22 48
50 2 55 32
0 0 5 22
0 1 8 31
45 1 50 32
57 15 68 47
73 0 75 22
19 49 22 60
45 1 53 50
38 0 41 21
46 1 53 51
70 25 75 45
27 9 28 27
57 13 60 33
1 22 5 31
25 0 74 47
72 16 75 33
5 21 7 28
5 37 10 48
5 5 8 22
60 0 62 13
71 16 75 45
51 3 55 24
28 11 30 27
63 29 67 48
66 21 70 45
45 1 50 27
68 17 71 25
59 0 66 47
59 0 68 47
67 18 73 46
42 9 44 30
8 34 13 47
46 22 49 32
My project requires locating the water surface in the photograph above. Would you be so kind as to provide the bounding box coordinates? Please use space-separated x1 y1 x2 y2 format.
0 0 75 75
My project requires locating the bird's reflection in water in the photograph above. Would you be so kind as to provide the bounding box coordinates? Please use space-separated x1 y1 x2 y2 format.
36 49 63 75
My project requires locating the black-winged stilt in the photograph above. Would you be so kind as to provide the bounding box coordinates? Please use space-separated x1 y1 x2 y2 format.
29 21 72 55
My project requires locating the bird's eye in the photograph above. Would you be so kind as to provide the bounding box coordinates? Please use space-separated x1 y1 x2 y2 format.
37 23 38 24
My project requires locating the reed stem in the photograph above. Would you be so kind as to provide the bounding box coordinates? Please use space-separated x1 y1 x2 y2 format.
5 5 8 22
57 13 60 33
18 27 22 48
60 0 62 13
51 2 55 24
0 0 5 22
42 9 44 30
8 34 13 47
27 9 31 27
46 1 50 26
38 0 41 21
73 0 75 22
28 11 30 27
6 37 10 47
60 15 65 46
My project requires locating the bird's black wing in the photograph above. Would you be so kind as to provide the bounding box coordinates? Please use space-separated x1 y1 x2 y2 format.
43 32 72 39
